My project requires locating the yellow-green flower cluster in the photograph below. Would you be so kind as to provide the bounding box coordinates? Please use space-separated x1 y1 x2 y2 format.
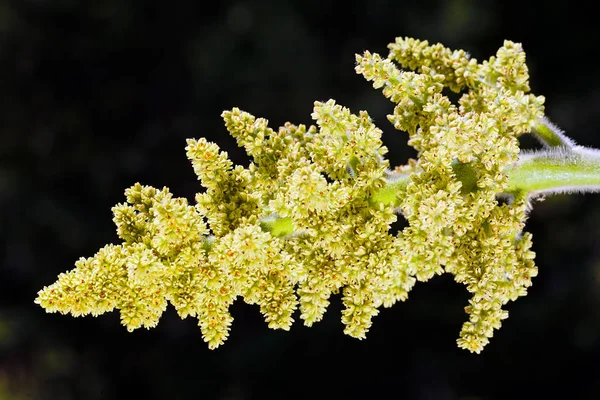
357 37 543 352
37 36 546 353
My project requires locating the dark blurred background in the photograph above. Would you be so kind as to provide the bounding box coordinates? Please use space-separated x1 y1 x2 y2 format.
2 0 600 399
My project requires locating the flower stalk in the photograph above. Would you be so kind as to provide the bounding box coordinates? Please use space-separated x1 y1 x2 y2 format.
507 146 600 198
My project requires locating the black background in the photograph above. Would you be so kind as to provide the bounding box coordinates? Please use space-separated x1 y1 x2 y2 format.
2 0 600 399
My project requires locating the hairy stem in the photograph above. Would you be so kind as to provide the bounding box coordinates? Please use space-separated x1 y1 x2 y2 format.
531 118 575 149
507 146 600 197
369 170 411 207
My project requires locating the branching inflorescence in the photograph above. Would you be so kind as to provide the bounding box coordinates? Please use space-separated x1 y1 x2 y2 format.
36 37 600 353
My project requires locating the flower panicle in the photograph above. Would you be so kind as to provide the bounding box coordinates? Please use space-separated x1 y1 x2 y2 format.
36 35 571 354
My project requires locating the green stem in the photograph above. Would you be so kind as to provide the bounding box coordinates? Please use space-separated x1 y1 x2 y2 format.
531 118 575 149
370 146 600 205
506 146 600 197
369 170 411 207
